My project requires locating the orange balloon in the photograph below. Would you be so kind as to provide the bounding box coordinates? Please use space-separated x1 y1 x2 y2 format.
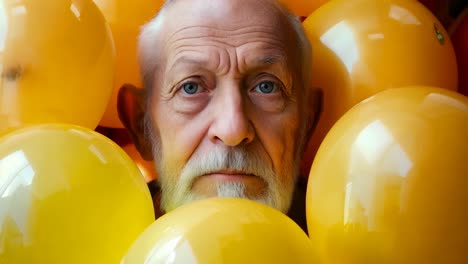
306 86 468 263
94 0 164 128
0 0 116 135
450 8 468 96
300 0 458 177
122 143 157 182
280 0 329 17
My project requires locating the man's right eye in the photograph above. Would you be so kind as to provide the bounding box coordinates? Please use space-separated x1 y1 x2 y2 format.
181 82 199 95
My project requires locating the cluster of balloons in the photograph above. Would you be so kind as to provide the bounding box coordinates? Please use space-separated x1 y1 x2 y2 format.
0 0 467 263
0 0 165 133
0 0 163 263
298 0 466 176
295 1 468 263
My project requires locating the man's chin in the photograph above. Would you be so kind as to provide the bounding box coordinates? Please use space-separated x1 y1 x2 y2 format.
162 190 290 215
160 173 293 214
191 175 267 198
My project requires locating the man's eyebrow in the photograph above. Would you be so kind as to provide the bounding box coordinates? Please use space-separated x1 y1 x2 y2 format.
168 56 208 72
255 54 286 66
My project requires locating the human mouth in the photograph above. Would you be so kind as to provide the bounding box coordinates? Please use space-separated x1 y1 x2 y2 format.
203 170 256 182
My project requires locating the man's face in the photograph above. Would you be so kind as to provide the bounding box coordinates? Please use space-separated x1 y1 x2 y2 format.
146 0 307 213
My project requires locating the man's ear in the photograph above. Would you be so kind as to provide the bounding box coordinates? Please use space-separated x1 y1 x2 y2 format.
117 84 153 161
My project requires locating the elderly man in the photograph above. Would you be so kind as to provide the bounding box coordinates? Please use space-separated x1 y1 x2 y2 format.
118 0 321 231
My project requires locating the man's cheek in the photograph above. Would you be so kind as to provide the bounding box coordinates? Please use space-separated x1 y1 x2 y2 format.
160 135 194 172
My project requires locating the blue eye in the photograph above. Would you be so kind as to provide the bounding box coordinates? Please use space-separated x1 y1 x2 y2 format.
255 81 278 94
182 82 199 94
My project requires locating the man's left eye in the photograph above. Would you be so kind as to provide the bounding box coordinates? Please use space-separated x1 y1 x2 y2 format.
255 81 278 94
181 82 200 94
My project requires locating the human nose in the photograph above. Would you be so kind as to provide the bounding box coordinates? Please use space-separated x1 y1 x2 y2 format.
208 87 255 146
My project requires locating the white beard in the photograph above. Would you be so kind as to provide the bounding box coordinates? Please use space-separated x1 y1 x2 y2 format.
156 145 296 214
217 181 246 198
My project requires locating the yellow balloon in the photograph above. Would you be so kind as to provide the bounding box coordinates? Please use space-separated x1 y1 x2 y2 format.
0 124 154 264
123 198 318 264
94 0 164 128
0 0 116 135
306 86 468 263
300 0 458 177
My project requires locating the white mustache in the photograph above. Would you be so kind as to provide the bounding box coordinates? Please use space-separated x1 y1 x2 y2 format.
179 146 275 184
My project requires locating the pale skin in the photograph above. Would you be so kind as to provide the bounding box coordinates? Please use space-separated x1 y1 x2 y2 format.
119 0 320 214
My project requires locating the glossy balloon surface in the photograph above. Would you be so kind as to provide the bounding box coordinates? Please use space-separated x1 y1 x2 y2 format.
0 124 154 264
123 198 318 264
0 0 116 135
301 0 458 176
306 86 468 263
